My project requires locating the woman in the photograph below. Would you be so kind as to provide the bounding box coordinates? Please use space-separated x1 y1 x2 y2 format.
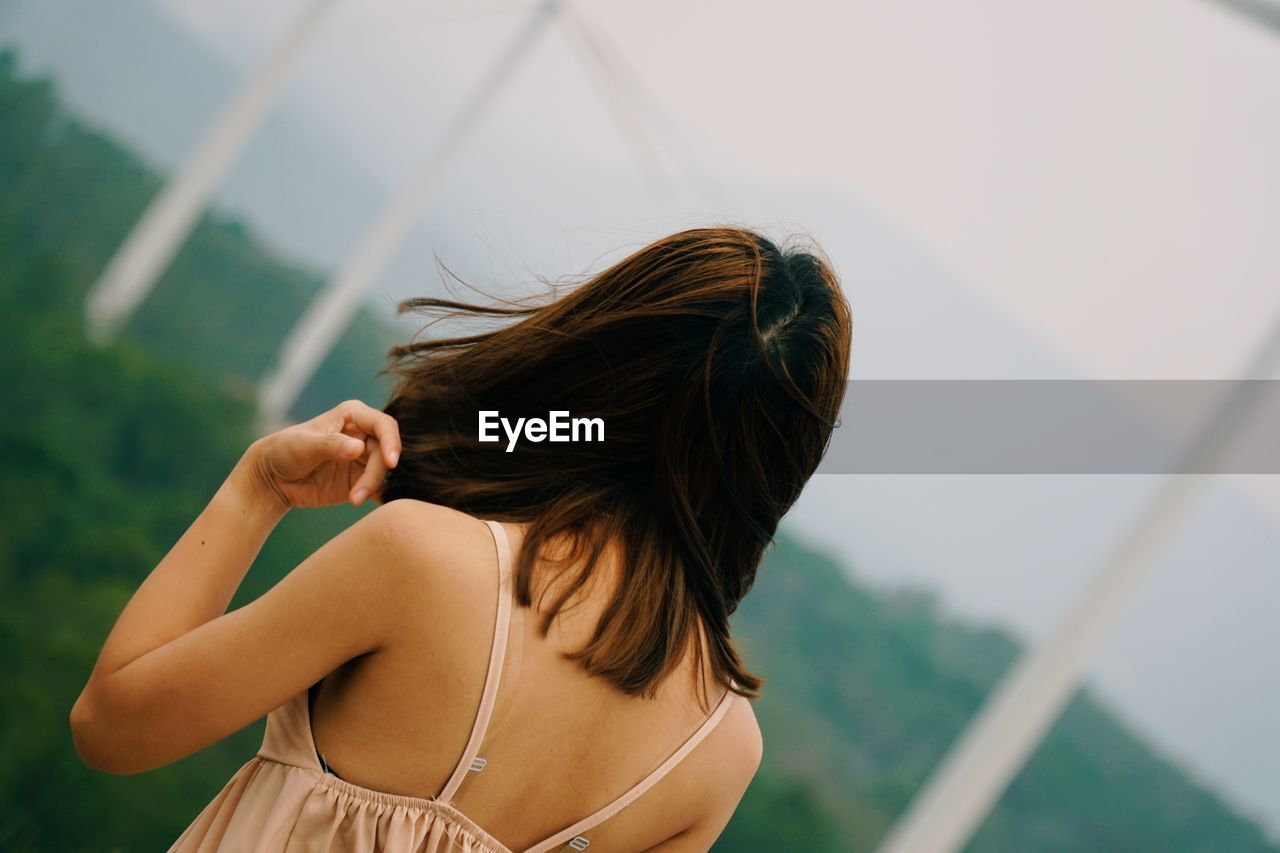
71 226 852 851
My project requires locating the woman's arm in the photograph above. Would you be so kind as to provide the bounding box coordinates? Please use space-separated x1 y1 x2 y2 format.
81 453 288 688
71 400 403 774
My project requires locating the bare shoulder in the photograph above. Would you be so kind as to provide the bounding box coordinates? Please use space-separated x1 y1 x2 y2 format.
717 692 764 796
352 499 503 623
656 692 763 850
363 498 493 559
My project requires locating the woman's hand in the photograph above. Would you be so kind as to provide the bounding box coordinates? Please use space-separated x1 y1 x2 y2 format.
241 400 402 512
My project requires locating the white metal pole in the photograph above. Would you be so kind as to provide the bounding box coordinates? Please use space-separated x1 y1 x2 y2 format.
256 0 561 433
557 4 670 192
85 0 338 344
874 320 1280 853
560 1 731 209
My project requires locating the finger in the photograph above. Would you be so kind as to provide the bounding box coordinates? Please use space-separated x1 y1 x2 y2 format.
339 400 401 469
320 431 366 463
349 438 387 507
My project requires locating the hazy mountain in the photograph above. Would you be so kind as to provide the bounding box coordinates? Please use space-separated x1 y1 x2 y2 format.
0 0 392 279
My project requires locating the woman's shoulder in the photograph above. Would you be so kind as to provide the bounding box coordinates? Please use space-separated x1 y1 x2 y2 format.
361 497 500 553
351 499 509 623
364 498 491 548
652 687 763 846
708 687 764 795
727 691 764 768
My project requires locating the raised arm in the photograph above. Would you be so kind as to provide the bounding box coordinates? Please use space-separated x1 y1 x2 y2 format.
71 400 402 774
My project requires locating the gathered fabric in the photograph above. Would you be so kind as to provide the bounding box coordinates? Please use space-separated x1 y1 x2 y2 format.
170 520 737 852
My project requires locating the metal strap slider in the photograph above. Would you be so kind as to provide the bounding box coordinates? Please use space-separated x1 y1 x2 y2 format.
469 756 487 772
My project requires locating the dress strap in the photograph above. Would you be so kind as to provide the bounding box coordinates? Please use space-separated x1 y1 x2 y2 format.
523 684 739 853
437 519 515 803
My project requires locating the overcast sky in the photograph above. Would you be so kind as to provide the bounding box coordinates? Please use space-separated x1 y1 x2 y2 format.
158 0 1280 378
157 0 1280 521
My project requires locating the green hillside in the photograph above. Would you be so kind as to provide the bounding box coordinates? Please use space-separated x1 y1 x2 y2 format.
1 50 1274 851
726 539 1277 851
0 49 396 419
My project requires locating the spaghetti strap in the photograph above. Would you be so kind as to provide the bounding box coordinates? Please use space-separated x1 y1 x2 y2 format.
523 684 739 853
437 519 515 804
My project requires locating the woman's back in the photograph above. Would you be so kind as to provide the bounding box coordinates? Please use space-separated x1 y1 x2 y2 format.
173 500 762 852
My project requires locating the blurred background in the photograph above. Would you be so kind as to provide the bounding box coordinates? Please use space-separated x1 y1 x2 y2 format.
1 0 1278 850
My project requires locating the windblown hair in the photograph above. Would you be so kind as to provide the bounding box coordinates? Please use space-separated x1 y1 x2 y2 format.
379 226 851 703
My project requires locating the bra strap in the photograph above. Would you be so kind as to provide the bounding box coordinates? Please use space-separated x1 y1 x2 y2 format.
437 519 515 803
524 684 739 853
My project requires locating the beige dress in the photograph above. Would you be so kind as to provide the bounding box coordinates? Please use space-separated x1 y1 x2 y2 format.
170 520 738 852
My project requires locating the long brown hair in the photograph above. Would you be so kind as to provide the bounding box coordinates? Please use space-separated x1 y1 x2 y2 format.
379 226 851 703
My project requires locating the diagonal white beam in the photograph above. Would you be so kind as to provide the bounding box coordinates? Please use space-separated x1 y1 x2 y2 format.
560 1 731 209
256 0 561 433
557 3 671 192
874 316 1280 853
85 0 338 344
